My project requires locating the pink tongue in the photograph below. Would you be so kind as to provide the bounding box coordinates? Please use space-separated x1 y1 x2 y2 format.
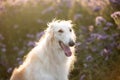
61 43 72 57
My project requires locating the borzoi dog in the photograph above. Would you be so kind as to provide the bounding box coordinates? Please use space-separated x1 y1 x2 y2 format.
10 20 76 80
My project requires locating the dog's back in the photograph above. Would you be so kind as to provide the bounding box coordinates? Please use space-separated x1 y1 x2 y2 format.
10 68 26 80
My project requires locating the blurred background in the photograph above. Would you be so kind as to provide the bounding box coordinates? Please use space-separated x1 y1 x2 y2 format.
0 0 120 80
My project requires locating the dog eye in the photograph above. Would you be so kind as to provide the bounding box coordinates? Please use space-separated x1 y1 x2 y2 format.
58 29 64 33
69 29 72 32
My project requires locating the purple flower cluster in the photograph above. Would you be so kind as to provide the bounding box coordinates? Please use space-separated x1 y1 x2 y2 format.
0 34 6 53
109 0 120 9
80 74 86 80
86 55 93 62
95 16 106 26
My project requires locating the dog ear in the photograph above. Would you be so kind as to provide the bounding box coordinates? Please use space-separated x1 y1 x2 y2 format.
46 22 54 33
67 20 75 28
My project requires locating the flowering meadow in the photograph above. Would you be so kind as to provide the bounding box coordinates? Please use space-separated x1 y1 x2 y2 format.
0 0 120 80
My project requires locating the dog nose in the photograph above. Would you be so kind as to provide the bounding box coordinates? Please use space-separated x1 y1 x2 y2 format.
69 40 75 47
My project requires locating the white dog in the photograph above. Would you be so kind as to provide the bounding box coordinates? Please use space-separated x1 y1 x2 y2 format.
10 20 76 80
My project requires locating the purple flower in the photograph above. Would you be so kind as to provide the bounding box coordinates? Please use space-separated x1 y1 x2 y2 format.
90 33 108 40
75 42 81 47
104 22 113 30
7 67 12 73
27 41 35 47
110 42 117 48
36 31 44 40
26 34 34 39
91 47 97 52
1 48 6 52
16 58 23 65
75 42 81 53
74 14 82 21
109 0 120 4
13 46 19 51
93 6 101 12
80 74 86 80
99 34 108 40
86 37 94 43
91 33 101 39
109 0 120 10
95 16 106 26
55 9 62 15
63 0 73 8
0 5 6 12
18 61 23 65
103 27 109 30
86 55 93 62
16 58 21 61
18 50 24 56
80 26 87 32
41 6 54 14
106 22 113 27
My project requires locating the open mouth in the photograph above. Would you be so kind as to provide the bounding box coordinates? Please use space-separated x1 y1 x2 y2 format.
59 41 72 57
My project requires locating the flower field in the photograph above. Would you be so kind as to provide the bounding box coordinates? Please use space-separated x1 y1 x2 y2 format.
0 0 120 80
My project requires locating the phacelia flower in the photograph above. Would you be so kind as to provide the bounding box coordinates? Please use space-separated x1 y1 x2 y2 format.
95 16 106 26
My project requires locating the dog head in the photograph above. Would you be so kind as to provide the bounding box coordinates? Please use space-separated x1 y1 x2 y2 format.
47 20 76 57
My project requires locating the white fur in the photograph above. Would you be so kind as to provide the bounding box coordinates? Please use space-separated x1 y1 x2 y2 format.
10 20 76 80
